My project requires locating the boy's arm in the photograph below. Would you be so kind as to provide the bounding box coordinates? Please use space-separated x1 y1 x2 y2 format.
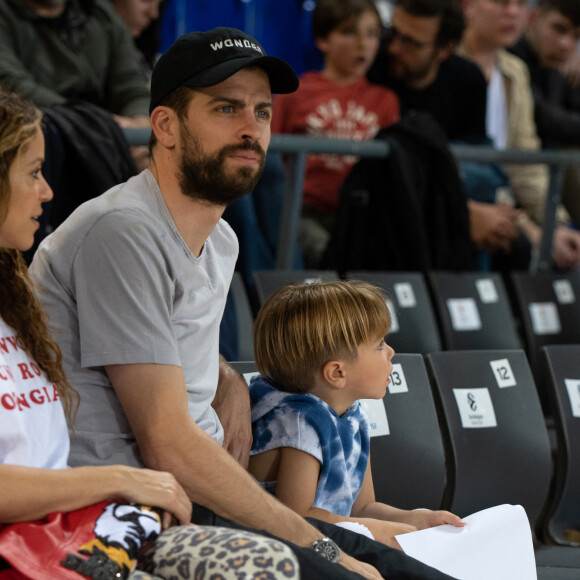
274 447 414 550
351 458 464 531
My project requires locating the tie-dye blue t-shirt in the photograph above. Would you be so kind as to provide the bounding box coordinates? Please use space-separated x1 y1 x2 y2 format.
249 375 370 517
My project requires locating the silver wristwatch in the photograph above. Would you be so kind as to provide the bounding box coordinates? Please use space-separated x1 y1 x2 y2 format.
312 537 340 563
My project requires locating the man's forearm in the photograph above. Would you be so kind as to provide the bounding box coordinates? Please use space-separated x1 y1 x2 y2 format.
142 423 324 548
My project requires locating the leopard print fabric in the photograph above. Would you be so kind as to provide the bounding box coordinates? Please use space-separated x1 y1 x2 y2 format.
133 525 300 580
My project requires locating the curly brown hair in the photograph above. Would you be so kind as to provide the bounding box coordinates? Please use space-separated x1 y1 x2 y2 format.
0 90 78 420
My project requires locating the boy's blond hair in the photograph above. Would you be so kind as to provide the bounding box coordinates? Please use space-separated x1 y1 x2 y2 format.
253 280 391 393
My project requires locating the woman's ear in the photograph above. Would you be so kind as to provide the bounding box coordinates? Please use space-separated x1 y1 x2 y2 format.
322 360 347 390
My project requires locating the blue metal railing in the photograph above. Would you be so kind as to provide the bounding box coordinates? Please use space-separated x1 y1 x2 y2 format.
123 128 580 272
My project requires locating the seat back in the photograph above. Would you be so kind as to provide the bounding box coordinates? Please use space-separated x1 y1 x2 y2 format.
539 345 580 546
230 273 255 361
428 271 521 350
510 272 580 378
365 353 447 510
252 270 339 306
425 350 552 532
229 360 259 379
346 272 442 354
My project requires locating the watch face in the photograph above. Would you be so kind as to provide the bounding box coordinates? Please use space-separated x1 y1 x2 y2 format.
313 537 340 563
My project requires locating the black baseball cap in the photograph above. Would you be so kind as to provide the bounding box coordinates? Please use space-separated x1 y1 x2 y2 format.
149 27 299 113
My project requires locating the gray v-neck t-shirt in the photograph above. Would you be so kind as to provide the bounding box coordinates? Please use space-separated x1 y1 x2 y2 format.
30 170 238 467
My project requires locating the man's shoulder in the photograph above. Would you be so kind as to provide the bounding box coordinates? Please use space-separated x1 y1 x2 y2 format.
438 54 487 87
40 173 158 253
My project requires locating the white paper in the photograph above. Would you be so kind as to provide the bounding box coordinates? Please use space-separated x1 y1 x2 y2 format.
553 279 575 305
359 399 389 437
564 379 580 418
388 363 408 394
386 299 400 333
394 282 417 308
447 298 482 331
476 278 499 304
528 302 561 335
489 358 517 388
453 388 497 428
396 504 537 580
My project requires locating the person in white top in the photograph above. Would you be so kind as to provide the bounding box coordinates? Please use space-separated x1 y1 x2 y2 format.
0 89 302 580
461 0 580 270
0 89 190 526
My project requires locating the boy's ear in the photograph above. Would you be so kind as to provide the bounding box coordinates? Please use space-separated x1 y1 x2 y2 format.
314 36 329 54
322 360 347 390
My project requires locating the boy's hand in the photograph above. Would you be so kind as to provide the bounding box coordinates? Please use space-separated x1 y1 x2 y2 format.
363 519 417 550
407 509 465 530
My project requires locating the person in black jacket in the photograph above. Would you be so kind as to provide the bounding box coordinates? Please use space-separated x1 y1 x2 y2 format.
510 0 580 225
368 0 520 262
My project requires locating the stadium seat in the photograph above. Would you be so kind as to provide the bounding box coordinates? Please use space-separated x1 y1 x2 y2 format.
428 271 521 350
346 271 442 354
426 349 580 573
539 345 580 547
252 270 339 306
365 353 447 510
509 271 580 406
230 273 255 362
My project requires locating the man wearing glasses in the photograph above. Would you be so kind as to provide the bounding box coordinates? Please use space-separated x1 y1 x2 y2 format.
368 0 486 143
368 0 524 266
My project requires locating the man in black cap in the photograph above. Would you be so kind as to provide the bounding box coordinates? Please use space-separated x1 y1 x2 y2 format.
30 28 456 580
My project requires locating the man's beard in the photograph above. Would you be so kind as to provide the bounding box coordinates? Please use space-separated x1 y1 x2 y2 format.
388 50 439 87
178 126 266 207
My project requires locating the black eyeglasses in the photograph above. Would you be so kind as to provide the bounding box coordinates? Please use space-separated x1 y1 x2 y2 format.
384 25 436 51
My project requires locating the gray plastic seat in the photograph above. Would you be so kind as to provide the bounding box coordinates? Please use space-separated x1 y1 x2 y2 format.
428 271 521 350
510 271 580 406
346 272 442 354
540 345 580 547
426 349 580 573
230 273 255 362
368 353 446 510
252 270 339 306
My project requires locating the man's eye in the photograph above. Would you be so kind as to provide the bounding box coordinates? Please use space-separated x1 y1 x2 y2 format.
257 110 270 120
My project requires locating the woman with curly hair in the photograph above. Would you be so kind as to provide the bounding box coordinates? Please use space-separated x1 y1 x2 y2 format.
0 90 299 580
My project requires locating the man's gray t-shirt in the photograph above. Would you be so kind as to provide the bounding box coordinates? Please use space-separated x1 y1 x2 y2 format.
29 170 238 467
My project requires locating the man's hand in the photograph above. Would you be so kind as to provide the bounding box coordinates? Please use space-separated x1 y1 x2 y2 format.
561 53 580 88
468 200 519 252
552 226 580 270
212 357 253 468
130 146 151 172
339 552 384 580
112 115 151 171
